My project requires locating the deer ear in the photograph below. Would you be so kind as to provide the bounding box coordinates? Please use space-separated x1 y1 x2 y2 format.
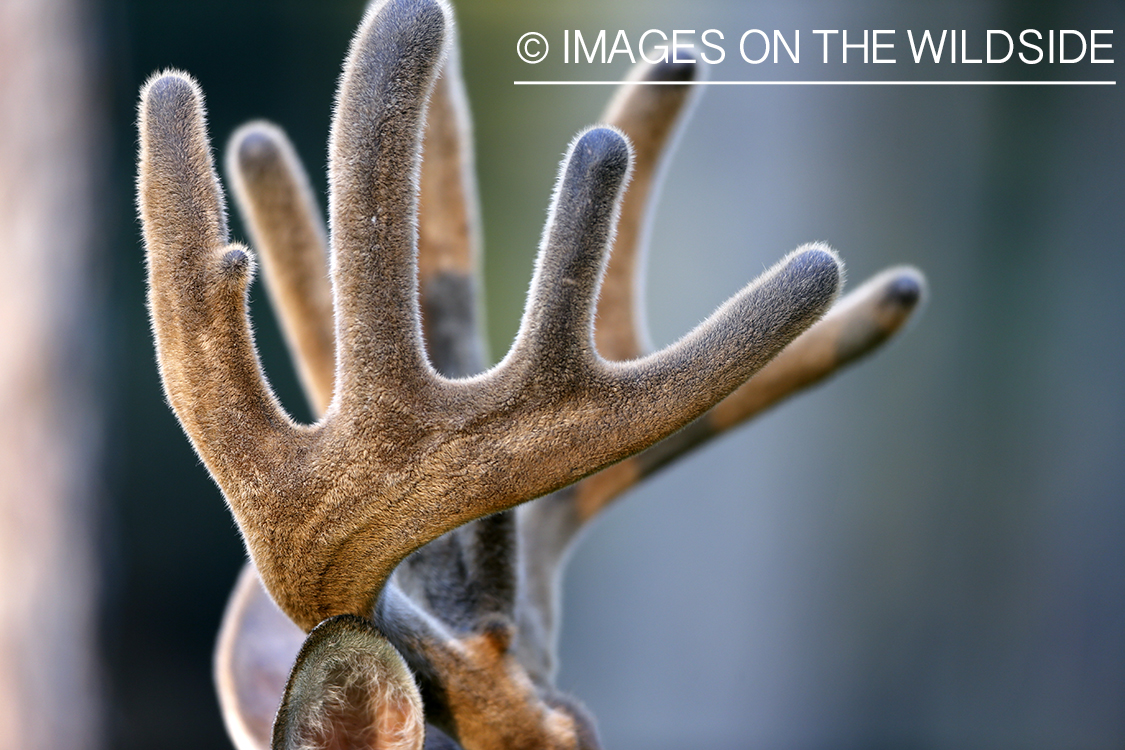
272 614 425 750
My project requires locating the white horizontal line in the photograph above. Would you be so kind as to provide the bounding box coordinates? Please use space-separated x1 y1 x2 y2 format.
514 80 1116 86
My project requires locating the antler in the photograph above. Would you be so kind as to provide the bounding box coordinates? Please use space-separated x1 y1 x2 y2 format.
138 0 840 635
140 0 925 747
213 27 506 748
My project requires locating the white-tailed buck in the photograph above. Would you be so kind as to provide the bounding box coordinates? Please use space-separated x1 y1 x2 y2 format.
136 0 924 747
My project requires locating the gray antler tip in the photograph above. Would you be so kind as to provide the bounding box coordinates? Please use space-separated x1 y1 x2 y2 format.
790 244 843 287
345 0 449 108
572 126 632 181
410 0 449 30
142 70 198 108
372 0 448 41
139 72 207 149
884 268 925 308
647 55 700 83
219 245 254 280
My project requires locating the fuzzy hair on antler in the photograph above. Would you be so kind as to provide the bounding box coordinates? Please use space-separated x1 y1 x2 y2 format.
137 0 924 747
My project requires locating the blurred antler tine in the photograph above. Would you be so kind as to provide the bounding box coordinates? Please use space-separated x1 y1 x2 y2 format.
226 121 335 415
215 566 306 750
595 57 699 361
399 34 540 746
570 265 925 519
417 37 487 379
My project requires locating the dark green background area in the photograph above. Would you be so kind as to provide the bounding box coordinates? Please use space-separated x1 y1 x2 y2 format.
91 1 1122 748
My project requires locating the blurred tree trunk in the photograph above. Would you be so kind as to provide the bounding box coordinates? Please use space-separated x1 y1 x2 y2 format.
0 0 103 748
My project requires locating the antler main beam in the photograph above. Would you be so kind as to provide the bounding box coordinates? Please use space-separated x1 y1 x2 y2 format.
138 0 842 633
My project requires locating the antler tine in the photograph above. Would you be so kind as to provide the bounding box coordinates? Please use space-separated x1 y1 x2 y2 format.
138 71 302 489
328 0 448 408
140 73 327 745
499 126 634 373
595 57 699 361
215 566 305 750
571 265 926 521
226 122 335 416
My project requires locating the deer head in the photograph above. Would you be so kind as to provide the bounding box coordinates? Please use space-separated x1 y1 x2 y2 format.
136 0 924 747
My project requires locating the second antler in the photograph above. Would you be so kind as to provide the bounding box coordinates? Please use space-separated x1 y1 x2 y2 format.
138 0 924 747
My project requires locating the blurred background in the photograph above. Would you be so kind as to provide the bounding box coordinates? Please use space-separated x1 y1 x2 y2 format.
0 0 1121 748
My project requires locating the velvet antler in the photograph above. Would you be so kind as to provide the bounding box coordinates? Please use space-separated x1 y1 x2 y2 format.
139 1 924 747
138 0 840 634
